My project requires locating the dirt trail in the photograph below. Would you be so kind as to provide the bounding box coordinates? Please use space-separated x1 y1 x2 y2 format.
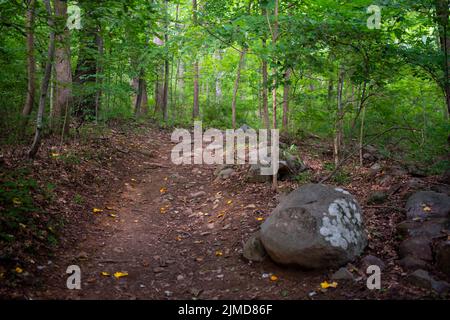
30 129 419 300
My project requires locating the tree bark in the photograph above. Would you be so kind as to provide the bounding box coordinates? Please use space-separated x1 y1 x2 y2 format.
28 0 55 158
22 0 36 120
52 0 72 134
435 0 450 117
192 0 200 119
261 40 270 130
282 68 291 131
231 48 247 129
271 0 279 190
334 69 345 166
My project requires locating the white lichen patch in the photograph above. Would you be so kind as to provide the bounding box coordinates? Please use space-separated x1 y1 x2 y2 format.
334 187 350 195
319 198 362 250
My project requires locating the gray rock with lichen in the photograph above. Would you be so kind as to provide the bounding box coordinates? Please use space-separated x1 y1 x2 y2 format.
260 184 367 269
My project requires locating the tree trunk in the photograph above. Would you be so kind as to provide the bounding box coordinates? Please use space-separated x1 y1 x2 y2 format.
282 68 291 131
231 48 247 129
73 1 100 121
192 0 199 119
334 69 345 166
261 5 270 130
52 0 72 134
94 31 103 123
28 0 55 158
271 0 279 190
135 68 145 115
435 0 450 117
22 0 36 119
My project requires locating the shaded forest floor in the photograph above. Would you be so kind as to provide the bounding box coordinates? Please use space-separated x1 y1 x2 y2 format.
0 122 448 299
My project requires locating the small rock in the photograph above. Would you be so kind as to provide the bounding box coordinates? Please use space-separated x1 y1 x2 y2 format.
190 191 206 199
361 255 386 271
218 168 234 179
369 163 382 175
331 267 354 280
399 237 432 261
396 218 449 239
176 275 184 281
398 256 428 271
243 232 267 262
367 191 388 205
405 191 450 220
436 240 450 276
153 267 165 273
406 269 450 294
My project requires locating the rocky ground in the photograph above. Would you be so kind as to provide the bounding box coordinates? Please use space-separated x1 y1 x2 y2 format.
0 122 449 299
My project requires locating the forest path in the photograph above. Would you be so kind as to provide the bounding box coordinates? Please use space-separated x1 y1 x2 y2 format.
30 127 404 300
33 128 335 300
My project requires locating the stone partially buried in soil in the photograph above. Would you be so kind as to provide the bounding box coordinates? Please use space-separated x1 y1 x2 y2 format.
399 237 432 261
260 184 367 269
242 232 267 262
436 240 450 276
396 218 449 239
406 269 450 294
405 191 450 220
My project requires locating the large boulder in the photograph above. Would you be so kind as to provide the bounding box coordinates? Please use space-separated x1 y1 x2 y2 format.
260 184 367 269
405 191 450 220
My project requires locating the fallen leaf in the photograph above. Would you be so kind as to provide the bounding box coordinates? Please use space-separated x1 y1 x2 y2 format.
160 187 167 194
270 275 278 281
100 272 110 276
256 217 264 221
92 208 103 213
215 250 223 257
422 205 432 212
113 271 129 279
320 281 338 289
15 267 23 274
12 198 22 206
227 200 233 205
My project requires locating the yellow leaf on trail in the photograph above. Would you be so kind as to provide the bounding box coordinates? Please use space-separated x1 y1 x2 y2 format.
106 206 114 210
217 213 224 218
92 208 103 213
100 272 110 277
256 217 264 221
164 177 168 181
176 236 182 241
12 198 22 206
160 207 167 214
270 275 278 281
320 281 338 289
51 153 60 158
215 250 223 257
422 205 432 212
109 213 117 218
160 187 167 194
113 272 128 279
15 267 23 274
227 200 233 205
